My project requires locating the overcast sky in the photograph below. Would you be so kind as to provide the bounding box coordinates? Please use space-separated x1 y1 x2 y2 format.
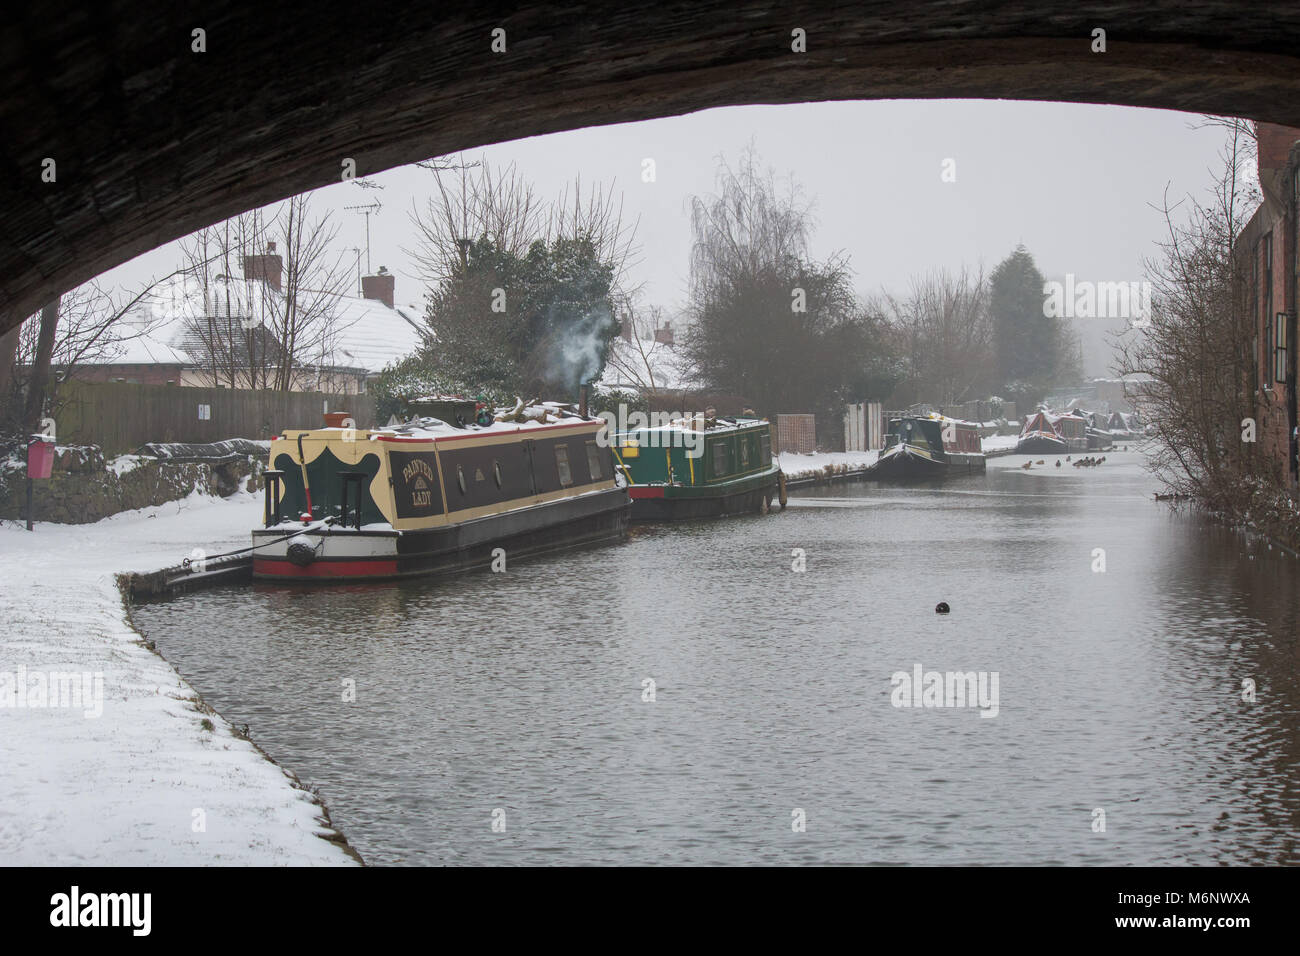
102 98 1236 375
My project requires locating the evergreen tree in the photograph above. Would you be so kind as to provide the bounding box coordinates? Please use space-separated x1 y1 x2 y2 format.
989 245 1074 406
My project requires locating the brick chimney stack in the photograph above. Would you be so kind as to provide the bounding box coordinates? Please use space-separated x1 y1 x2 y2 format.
1256 122 1300 202
242 241 283 291
361 265 395 308
654 320 674 345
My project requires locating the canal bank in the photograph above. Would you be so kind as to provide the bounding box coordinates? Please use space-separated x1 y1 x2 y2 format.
0 491 359 865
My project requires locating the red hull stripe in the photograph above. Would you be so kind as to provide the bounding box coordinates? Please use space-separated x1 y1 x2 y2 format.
254 558 400 578
628 486 666 499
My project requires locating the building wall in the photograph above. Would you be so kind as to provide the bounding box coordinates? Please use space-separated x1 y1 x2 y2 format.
1245 123 1300 485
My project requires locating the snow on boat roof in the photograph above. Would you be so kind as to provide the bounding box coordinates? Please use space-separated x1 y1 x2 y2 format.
619 416 769 435
283 402 601 441
891 413 981 427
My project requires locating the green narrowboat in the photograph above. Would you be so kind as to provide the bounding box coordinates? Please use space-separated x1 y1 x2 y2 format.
611 415 785 521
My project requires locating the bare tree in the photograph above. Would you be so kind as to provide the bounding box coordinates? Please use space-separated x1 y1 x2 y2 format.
0 275 187 438
407 156 640 297
1113 116 1259 507
406 158 548 286
267 195 351 391
872 266 996 407
178 197 349 391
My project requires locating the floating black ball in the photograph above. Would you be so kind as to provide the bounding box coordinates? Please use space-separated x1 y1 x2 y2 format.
935 602 950 614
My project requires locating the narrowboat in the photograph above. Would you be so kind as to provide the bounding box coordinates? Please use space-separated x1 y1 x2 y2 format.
1106 411 1140 440
872 414 986 480
1078 410 1115 451
1015 410 1069 454
251 402 629 581
612 415 783 521
1053 411 1090 451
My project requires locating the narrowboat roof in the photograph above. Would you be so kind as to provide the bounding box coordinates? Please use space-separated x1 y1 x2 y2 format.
280 401 601 442
891 412 981 428
620 415 770 436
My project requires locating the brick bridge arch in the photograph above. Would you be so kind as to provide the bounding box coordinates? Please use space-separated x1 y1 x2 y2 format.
4 2 1300 331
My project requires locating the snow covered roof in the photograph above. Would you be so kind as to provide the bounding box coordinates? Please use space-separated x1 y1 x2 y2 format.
597 335 694 393
330 295 425 374
89 274 426 374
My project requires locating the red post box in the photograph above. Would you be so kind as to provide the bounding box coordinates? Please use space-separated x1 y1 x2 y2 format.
27 437 54 479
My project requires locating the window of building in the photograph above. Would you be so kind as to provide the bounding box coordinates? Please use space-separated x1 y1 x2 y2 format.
1276 312 1289 384
555 445 572 487
1263 234 1274 387
584 441 603 481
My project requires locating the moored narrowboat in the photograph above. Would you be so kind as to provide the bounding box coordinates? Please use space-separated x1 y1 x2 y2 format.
251 402 629 581
1053 411 1090 451
872 414 986 480
1015 410 1069 454
612 415 783 521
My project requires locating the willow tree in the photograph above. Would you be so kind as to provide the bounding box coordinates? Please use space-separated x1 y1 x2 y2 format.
684 147 892 435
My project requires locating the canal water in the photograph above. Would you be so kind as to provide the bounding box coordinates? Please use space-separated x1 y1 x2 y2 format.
133 450 1300 865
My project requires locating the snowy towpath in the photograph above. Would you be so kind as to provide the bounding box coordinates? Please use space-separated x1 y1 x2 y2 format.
0 490 357 865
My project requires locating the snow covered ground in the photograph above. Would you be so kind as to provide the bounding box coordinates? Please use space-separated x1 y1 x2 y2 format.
0 490 357 865
778 450 880 482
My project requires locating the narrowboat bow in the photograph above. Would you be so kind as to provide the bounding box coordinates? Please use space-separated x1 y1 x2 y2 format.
872 414 986 480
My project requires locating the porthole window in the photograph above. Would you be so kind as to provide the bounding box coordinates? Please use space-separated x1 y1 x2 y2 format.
456 464 467 495
493 459 503 488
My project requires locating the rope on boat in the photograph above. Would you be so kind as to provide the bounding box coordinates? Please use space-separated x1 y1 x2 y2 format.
180 522 327 570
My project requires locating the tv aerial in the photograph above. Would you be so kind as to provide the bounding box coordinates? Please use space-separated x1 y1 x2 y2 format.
343 200 382 274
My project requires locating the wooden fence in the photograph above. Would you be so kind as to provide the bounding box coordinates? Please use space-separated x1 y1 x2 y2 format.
54 381 376 455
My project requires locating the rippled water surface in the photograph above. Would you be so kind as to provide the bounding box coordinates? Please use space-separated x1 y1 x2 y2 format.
134 451 1300 864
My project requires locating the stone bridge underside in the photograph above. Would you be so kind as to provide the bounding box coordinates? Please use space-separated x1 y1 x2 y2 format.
4 1 1300 332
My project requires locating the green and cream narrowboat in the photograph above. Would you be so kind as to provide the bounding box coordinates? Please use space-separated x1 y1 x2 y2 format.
251 402 629 581
611 415 784 521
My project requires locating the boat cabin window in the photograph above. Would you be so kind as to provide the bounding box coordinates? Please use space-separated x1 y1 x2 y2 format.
492 459 503 489
555 445 573 487
456 464 467 495
712 441 728 477
739 437 750 468
759 432 771 464
585 441 603 481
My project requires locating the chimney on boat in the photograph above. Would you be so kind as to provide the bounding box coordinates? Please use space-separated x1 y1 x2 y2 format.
579 382 591 418
242 240 283 291
362 265 396 308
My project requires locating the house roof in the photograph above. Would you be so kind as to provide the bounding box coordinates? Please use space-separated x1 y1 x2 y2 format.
597 334 694 393
89 274 426 374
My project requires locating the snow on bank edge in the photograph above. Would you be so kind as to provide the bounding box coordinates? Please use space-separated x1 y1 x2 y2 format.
0 490 358 865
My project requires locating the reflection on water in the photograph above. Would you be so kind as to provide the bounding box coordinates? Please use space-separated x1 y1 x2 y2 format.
134 451 1300 865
